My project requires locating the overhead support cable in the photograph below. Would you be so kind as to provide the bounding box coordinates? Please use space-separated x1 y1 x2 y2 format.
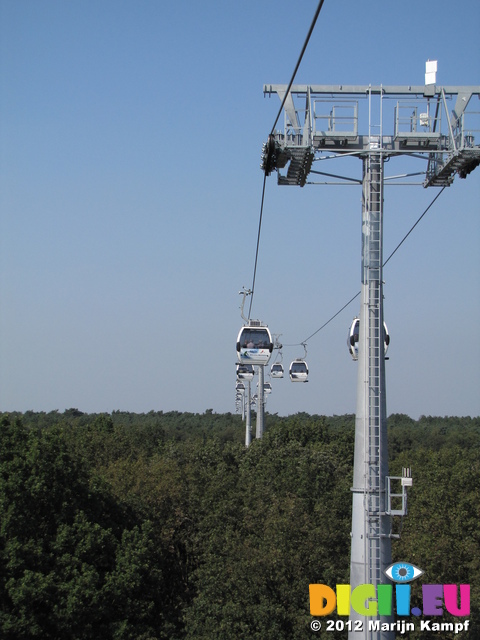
248 172 267 319
382 186 445 267
309 169 362 184
313 151 366 161
285 186 446 346
281 289 363 348
270 0 326 136
248 0 326 318
383 172 426 182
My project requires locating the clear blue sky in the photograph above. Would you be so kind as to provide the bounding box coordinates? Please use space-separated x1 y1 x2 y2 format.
1 0 479 418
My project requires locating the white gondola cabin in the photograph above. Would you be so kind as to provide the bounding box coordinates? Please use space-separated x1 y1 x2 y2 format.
236 381 245 394
347 318 360 360
270 363 284 378
348 317 390 361
236 321 273 365
289 359 309 382
236 363 254 381
258 381 272 394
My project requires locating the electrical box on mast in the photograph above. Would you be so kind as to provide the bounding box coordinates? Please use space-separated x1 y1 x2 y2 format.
425 59 437 85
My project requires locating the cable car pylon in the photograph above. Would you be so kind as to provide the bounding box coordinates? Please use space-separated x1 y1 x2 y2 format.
262 73 480 639
236 288 274 441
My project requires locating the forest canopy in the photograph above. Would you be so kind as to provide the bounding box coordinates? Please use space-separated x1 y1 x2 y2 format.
1 411 478 639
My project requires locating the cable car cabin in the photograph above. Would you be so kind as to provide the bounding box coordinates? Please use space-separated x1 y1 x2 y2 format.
347 318 360 360
236 381 245 393
348 317 390 361
236 325 273 365
257 382 272 395
289 359 309 382
236 363 254 381
270 363 284 378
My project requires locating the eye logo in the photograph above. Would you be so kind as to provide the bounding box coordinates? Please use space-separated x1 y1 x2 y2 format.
385 562 424 583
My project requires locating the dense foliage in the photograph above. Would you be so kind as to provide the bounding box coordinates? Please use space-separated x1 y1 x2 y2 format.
1 410 478 639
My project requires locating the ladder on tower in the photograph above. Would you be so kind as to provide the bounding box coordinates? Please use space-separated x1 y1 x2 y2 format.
365 86 384 590
366 154 383 589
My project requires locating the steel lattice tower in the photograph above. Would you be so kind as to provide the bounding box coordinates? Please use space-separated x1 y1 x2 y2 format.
262 79 480 639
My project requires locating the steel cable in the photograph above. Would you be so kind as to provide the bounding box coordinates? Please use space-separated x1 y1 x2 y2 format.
284 186 447 347
248 0 326 319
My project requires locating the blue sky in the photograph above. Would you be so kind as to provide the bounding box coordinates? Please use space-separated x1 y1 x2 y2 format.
1 0 479 418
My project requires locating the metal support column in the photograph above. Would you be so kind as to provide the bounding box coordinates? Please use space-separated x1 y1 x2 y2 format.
261 80 480 640
256 365 265 439
349 154 392 639
245 381 252 447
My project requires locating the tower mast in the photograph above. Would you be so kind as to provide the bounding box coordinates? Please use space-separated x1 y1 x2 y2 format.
262 79 480 639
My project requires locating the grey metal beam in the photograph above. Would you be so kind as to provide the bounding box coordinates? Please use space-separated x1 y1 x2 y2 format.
309 134 447 153
272 134 451 155
452 90 474 126
264 84 480 97
277 88 301 133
